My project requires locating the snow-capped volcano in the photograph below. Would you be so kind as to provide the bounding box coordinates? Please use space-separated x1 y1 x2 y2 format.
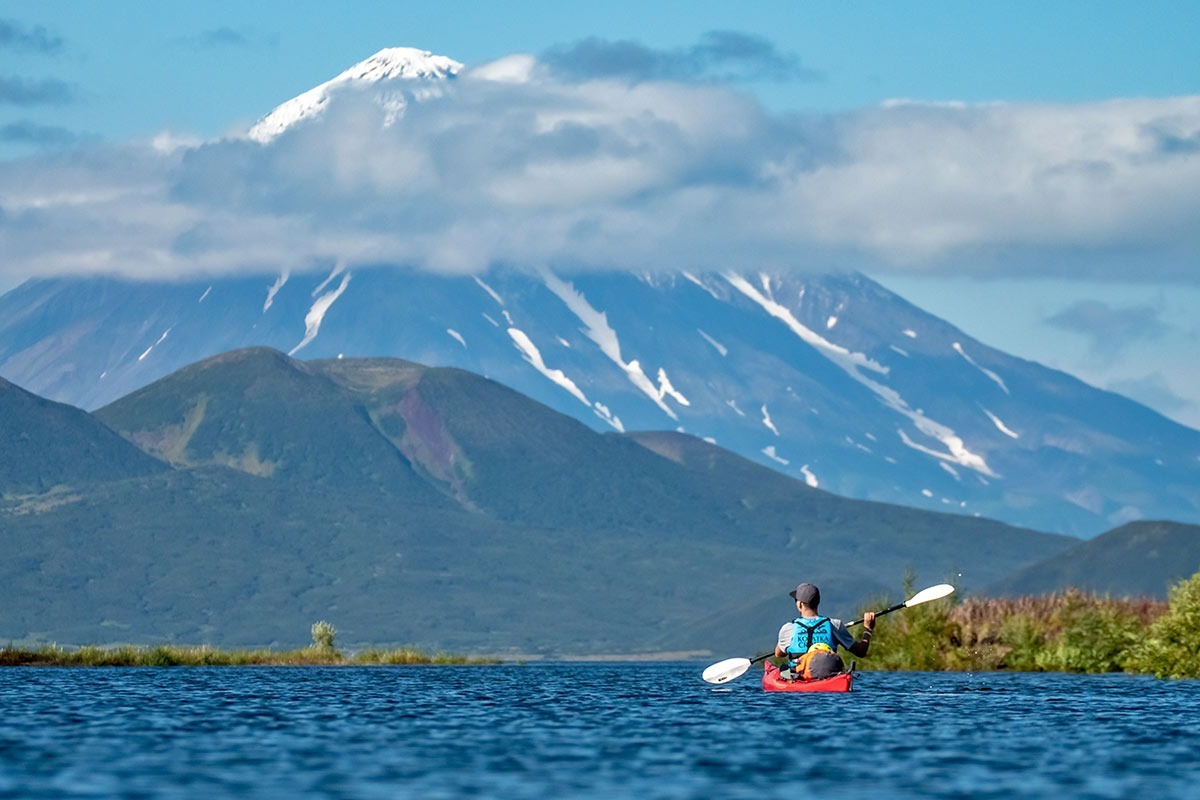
248 47 463 142
3 267 1199 538
6 46 1199 540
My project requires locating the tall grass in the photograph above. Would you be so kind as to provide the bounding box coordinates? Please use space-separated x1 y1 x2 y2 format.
0 619 498 667
861 577 1174 675
0 643 497 667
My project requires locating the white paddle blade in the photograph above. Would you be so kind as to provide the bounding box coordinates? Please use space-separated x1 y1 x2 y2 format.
904 583 956 607
702 657 751 684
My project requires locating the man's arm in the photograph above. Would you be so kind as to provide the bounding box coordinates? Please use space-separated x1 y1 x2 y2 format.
846 611 876 657
774 622 792 658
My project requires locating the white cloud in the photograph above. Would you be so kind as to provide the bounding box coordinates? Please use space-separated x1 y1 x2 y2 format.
1 58 1199 286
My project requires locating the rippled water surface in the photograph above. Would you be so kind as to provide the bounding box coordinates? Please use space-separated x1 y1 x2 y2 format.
2 664 1199 798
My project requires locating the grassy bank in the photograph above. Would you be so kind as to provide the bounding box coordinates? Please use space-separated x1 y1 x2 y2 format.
862 570 1200 678
0 644 496 667
0 621 496 667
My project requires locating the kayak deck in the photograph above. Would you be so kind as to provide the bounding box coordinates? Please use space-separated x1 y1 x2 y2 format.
762 661 854 692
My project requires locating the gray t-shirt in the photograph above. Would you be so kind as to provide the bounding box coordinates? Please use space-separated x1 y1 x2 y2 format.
777 617 856 653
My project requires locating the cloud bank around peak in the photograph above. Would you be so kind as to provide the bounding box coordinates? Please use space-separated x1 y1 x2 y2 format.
1 36 1199 284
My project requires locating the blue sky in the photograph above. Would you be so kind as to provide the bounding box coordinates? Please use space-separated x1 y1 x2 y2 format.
2 1 1199 425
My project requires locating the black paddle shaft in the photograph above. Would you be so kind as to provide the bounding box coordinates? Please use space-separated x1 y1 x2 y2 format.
847 600 907 628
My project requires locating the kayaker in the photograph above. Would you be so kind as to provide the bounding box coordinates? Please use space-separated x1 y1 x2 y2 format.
773 583 876 680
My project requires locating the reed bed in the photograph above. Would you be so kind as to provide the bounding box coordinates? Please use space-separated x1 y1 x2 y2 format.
0 644 496 667
0 623 497 668
862 574 1200 678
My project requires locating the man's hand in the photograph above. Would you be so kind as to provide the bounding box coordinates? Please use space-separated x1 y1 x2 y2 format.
862 611 877 632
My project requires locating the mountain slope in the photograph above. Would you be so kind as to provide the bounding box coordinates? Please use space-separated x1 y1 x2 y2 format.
1 350 1075 654
94 348 448 504
3 42 1196 536
3 268 1197 536
986 520 1200 599
0 375 166 495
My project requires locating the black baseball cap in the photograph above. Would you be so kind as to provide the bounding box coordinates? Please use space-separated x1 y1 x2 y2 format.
789 583 820 605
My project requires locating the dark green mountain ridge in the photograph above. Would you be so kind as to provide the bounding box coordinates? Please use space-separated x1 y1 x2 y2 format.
0 348 1097 655
986 520 1200 599
0 375 166 495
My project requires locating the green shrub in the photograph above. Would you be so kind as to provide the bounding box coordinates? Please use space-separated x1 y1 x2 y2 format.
852 580 1169 674
1124 571 1200 679
996 613 1046 671
1034 601 1140 673
857 574 957 671
311 620 337 652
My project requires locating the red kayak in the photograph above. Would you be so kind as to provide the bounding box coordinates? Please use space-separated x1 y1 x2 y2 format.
762 661 854 692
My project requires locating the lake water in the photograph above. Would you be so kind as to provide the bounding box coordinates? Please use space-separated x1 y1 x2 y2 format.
2 664 1199 798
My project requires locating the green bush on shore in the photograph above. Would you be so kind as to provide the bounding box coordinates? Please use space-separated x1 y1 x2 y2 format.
860 572 1200 678
1123 571 1200 679
311 620 337 653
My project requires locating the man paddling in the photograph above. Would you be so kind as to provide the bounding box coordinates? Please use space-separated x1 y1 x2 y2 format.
774 583 876 680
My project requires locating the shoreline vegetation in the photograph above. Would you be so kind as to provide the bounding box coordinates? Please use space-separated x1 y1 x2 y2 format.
0 621 496 668
5 571 1199 678
0 645 499 668
857 570 1200 679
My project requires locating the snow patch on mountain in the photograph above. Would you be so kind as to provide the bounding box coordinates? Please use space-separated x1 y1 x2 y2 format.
656 368 689 408
543 271 689 420
800 464 819 488
983 407 1020 439
698 329 727 356
263 273 289 313
312 265 345 296
289 272 352 355
761 404 780 436
726 273 886 377
592 402 623 431
898 427 995 477
682 271 721 300
507 327 595 413
762 445 789 466
473 276 504 306
138 328 171 362
954 342 1009 394
248 47 463 142
727 272 996 477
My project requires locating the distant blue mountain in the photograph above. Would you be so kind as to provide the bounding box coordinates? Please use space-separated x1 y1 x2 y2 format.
2 267 1197 535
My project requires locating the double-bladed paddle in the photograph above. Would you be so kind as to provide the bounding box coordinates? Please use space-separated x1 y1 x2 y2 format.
700 583 956 684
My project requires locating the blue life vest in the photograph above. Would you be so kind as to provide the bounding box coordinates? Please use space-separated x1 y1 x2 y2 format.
787 617 835 661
